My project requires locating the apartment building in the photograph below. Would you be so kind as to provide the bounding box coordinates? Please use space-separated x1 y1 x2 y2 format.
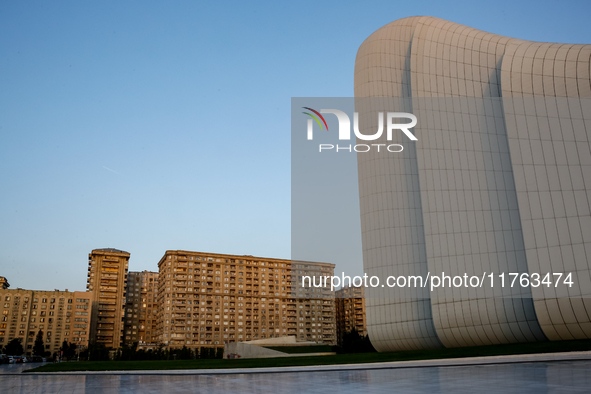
0 287 91 356
86 248 129 349
156 251 336 352
335 286 367 346
291 261 337 343
123 270 159 349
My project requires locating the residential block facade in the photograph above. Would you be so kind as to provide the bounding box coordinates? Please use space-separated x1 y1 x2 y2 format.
123 270 159 349
86 248 129 349
0 287 91 356
156 251 336 352
335 286 367 346
3 248 342 355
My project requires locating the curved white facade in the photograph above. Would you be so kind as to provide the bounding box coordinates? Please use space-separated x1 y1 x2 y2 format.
354 16 591 350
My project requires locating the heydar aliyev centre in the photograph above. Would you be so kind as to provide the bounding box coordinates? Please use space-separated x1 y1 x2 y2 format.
355 16 591 351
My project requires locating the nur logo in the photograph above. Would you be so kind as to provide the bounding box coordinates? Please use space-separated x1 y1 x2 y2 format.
303 107 418 153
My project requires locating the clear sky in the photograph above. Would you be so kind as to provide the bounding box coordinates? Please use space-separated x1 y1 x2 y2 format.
1 0 590 291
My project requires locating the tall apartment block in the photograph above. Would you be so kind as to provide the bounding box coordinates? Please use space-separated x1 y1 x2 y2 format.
87 248 129 349
0 286 91 356
335 286 367 346
156 250 336 352
291 261 337 342
123 270 159 349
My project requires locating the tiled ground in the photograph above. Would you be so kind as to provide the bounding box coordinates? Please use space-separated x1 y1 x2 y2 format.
2 360 591 393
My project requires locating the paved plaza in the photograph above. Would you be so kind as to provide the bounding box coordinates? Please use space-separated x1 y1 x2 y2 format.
2 354 591 393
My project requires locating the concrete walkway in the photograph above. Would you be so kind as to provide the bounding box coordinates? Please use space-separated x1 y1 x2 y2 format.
15 350 591 375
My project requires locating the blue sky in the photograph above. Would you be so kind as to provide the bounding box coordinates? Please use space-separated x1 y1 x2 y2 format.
1 0 590 291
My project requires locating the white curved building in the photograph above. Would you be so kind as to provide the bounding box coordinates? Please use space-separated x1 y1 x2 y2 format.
354 16 591 350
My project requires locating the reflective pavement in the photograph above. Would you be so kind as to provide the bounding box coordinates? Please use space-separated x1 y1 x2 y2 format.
1 362 51 374
2 360 591 393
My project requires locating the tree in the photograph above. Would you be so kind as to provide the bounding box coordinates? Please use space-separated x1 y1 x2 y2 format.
5 338 24 355
61 340 69 359
115 344 136 361
177 345 193 360
60 340 75 360
33 330 45 356
340 328 376 353
79 346 89 361
87 343 110 361
69 343 78 359
59 341 77 360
